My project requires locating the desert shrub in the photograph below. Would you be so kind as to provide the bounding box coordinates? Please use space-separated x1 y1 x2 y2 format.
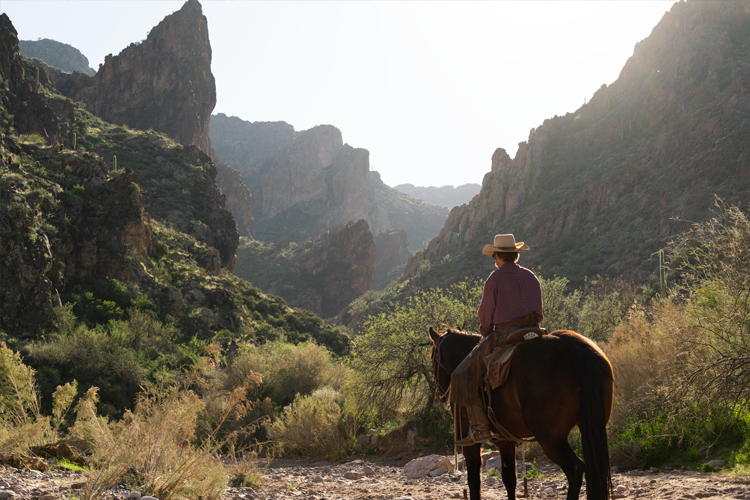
348 280 481 425
81 386 229 500
606 204 750 468
27 310 202 415
0 342 50 456
664 202 750 405
267 387 355 459
227 340 337 407
540 276 626 341
0 342 40 426
0 343 83 458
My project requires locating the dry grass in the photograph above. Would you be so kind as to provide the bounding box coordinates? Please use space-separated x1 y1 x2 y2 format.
605 299 695 428
0 342 52 458
80 387 229 500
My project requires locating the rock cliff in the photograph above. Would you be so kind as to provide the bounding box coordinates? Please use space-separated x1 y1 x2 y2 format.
46 0 215 154
394 183 481 208
235 220 376 317
27 2 237 267
0 14 347 354
215 163 254 236
19 38 95 76
406 0 750 288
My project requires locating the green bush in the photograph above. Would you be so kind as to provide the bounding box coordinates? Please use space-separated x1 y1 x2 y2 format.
227 340 338 407
267 387 355 459
27 310 202 416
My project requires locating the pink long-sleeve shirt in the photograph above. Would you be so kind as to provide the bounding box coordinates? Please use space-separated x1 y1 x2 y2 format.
478 262 544 337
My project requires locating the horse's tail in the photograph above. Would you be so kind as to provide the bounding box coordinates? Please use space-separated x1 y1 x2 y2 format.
577 347 613 500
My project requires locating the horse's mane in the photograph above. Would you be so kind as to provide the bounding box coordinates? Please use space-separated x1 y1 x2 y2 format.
442 327 481 339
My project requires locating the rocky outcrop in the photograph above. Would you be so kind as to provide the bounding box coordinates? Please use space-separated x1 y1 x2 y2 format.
209 113 296 176
215 163 254 236
394 183 481 208
235 220 376 317
50 0 215 154
19 38 95 76
26 2 238 268
406 0 750 288
210 114 449 252
373 230 409 289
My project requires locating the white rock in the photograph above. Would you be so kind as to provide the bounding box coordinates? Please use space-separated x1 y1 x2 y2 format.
403 455 453 479
483 456 502 471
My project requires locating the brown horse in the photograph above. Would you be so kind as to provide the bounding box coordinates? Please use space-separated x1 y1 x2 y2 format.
429 327 614 500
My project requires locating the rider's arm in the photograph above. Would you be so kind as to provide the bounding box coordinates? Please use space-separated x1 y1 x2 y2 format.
477 273 497 337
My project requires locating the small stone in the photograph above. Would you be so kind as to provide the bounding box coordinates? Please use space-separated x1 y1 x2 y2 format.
484 476 499 487
311 475 324 483
127 492 142 500
614 484 629 498
705 459 725 469
361 465 376 476
139 497 160 500
343 471 364 480
0 491 16 500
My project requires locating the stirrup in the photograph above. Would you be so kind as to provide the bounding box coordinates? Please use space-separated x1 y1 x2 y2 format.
456 427 493 447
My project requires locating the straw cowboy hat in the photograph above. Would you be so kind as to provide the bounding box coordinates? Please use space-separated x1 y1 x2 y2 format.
481 233 530 255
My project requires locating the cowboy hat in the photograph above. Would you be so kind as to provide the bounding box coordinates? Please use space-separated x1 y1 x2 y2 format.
481 233 530 255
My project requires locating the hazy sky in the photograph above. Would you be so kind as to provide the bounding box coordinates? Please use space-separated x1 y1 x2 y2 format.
3 0 675 187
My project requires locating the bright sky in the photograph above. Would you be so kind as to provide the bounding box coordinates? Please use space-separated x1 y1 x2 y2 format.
3 0 675 187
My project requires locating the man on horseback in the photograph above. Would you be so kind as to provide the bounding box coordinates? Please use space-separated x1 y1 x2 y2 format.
452 233 543 446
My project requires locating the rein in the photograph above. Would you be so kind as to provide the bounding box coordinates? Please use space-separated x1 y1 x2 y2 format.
431 335 452 404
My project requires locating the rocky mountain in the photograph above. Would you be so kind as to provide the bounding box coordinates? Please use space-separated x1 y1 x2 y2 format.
394 183 481 208
19 38 95 76
235 220 376 317
210 113 449 288
0 13 348 354
405 0 750 289
209 114 449 250
41 0 215 154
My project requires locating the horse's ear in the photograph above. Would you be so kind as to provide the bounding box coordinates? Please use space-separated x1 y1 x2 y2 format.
429 327 442 343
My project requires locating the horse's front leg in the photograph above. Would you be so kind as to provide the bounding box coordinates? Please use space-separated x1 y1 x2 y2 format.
498 441 517 500
463 443 482 500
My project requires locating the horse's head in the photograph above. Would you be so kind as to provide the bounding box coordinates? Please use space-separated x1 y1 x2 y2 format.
429 326 481 403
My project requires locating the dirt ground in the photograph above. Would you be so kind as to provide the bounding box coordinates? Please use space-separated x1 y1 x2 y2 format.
245 459 750 500
1 459 749 499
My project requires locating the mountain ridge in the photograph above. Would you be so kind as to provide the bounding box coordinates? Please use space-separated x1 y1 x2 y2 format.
403 0 750 290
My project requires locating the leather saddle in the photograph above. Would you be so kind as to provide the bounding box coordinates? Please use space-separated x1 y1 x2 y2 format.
485 327 549 389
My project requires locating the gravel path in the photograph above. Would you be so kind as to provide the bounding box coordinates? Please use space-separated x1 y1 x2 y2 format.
1 459 749 499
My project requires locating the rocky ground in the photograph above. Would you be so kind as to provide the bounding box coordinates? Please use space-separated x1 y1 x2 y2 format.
1 459 749 500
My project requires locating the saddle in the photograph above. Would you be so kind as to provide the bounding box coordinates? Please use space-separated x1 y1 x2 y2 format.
484 327 549 389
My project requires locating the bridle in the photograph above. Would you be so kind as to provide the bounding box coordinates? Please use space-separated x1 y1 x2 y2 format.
430 334 452 404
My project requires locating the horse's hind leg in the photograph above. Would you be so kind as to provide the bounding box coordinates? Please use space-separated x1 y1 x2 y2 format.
496 441 516 500
537 436 584 500
463 443 482 500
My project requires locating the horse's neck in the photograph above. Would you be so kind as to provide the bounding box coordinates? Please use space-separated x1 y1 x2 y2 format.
444 334 479 373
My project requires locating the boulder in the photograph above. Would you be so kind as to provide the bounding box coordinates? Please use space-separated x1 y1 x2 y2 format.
403 455 453 479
